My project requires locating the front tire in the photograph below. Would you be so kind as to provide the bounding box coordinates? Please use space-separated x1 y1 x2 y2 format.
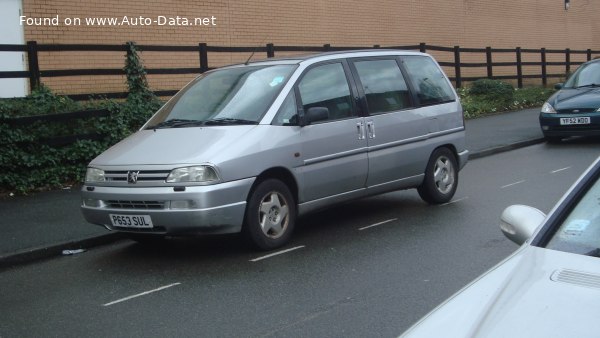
243 179 296 250
418 148 458 204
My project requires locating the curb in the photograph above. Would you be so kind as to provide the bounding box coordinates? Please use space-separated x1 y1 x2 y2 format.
0 233 123 270
0 137 546 269
468 137 545 160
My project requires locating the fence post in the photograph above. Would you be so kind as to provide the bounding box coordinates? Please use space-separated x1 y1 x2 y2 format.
587 49 592 61
486 47 493 78
541 48 547 87
266 43 275 58
199 43 208 73
26 41 41 91
454 46 462 88
516 47 523 88
419 43 426 53
565 48 571 75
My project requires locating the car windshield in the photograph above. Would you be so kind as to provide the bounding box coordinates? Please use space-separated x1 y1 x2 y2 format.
146 64 296 129
563 62 600 89
546 171 600 257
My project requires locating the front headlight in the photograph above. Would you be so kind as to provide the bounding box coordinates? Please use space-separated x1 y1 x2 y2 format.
166 166 219 183
85 167 105 182
541 102 557 114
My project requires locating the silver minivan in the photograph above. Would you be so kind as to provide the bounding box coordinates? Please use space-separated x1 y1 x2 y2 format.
81 50 469 250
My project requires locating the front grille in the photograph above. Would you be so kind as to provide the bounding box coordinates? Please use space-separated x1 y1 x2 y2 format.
550 125 600 132
104 170 170 182
556 108 597 114
106 200 166 210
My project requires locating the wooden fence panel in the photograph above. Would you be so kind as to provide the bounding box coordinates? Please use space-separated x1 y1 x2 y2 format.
1 42 599 99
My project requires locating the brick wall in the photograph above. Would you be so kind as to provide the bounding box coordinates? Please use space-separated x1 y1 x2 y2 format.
20 0 600 95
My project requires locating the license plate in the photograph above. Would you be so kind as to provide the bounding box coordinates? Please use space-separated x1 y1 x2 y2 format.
109 214 153 228
560 117 591 125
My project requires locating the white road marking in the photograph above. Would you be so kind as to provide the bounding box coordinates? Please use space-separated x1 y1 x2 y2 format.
501 180 526 189
103 282 181 307
250 246 305 262
358 218 398 231
551 166 571 174
439 196 469 206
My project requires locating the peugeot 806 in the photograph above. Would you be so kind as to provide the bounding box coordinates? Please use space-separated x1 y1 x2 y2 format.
81 50 469 250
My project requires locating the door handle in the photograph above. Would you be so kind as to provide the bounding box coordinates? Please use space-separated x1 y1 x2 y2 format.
367 121 375 139
357 122 366 140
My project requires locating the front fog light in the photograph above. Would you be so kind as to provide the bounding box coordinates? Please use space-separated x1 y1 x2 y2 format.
166 166 219 183
83 198 103 207
170 200 199 209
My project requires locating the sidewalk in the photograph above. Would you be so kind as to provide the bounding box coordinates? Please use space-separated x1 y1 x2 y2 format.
0 108 544 267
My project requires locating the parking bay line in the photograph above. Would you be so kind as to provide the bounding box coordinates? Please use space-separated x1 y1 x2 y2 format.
551 166 571 174
103 282 181 307
250 246 305 262
358 218 398 231
439 196 468 206
501 180 526 189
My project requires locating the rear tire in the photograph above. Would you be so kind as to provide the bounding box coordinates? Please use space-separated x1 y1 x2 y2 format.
243 179 296 251
418 148 458 204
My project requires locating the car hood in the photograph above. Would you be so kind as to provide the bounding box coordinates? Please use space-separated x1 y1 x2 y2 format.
550 87 600 111
90 126 256 166
401 246 600 338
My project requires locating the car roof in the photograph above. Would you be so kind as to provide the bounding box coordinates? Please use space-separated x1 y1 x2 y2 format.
229 49 427 67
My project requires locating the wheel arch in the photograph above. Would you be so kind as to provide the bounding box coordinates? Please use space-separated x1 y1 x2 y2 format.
248 167 299 205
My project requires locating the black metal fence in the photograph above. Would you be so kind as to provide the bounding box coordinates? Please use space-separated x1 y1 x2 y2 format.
1 41 599 100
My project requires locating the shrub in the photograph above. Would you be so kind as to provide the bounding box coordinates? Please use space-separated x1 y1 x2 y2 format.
459 83 554 119
468 79 514 106
0 42 162 194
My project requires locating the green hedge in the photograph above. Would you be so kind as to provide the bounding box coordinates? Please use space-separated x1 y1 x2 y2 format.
459 79 554 118
0 42 161 194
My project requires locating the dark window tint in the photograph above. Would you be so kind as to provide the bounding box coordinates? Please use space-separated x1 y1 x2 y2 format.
298 63 354 121
403 56 455 106
354 59 411 114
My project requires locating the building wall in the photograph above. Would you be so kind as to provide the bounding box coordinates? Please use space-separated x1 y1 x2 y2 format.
20 0 600 95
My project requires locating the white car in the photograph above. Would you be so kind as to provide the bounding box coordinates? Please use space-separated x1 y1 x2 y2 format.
401 156 600 338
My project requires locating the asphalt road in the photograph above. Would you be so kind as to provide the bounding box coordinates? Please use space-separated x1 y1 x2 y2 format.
1 140 599 337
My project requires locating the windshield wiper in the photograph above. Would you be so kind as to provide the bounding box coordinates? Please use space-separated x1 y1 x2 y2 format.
203 118 258 125
574 83 600 89
584 248 600 258
147 119 204 130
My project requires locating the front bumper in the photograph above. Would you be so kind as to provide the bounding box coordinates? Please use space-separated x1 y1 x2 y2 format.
540 113 600 137
80 177 255 235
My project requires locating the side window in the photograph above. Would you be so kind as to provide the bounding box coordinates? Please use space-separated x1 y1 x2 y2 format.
272 91 298 126
354 59 411 114
402 56 455 106
298 62 355 121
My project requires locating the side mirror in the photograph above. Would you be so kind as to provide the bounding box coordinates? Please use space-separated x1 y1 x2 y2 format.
500 205 546 245
554 83 564 90
303 107 329 126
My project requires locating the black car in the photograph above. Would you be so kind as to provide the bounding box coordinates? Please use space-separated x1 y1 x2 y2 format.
540 58 600 142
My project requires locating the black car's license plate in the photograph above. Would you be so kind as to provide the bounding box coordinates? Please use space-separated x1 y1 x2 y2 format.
560 117 591 125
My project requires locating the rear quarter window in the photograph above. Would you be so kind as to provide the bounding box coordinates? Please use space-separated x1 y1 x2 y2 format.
402 56 455 106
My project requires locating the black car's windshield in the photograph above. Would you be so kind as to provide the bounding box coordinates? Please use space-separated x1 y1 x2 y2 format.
146 64 296 129
546 170 600 257
563 62 600 89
